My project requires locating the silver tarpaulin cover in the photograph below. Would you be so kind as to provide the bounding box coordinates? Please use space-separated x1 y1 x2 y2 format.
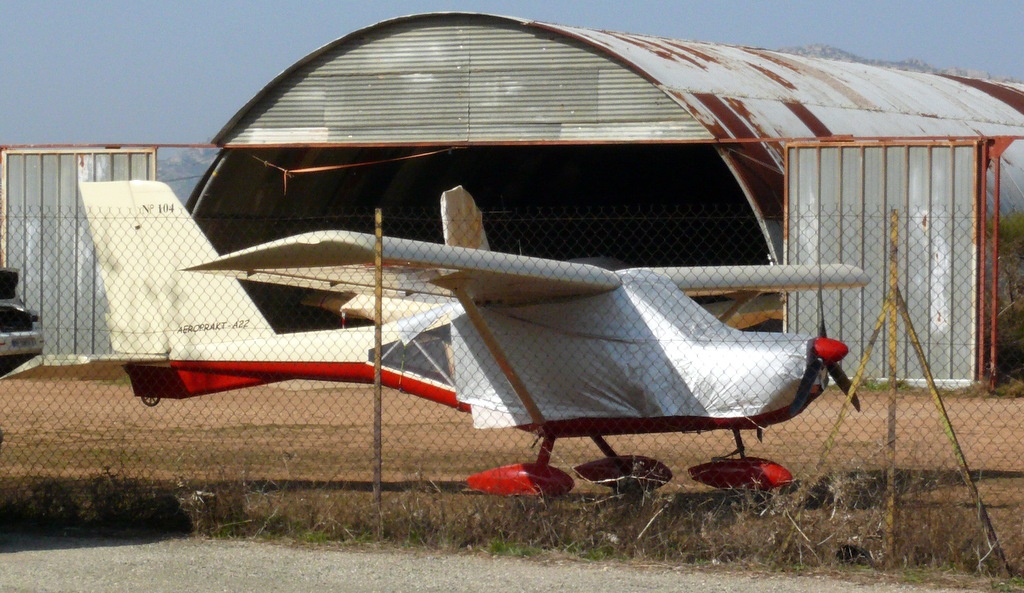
452 269 814 428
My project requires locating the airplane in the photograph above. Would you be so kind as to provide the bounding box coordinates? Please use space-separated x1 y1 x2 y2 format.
38 180 867 496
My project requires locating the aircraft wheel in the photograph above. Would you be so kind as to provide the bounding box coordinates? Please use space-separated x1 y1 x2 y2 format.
574 456 673 493
141 396 161 407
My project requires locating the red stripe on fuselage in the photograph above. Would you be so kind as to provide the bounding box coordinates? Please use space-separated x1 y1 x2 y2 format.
132 360 816 439
152 360 469 412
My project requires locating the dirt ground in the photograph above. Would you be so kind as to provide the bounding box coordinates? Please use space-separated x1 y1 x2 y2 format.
2 375 1020 478
2 374 1022 553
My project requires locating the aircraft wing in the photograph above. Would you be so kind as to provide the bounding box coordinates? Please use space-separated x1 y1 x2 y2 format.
190 232 868 305
653 264 869 296
187 231 622 306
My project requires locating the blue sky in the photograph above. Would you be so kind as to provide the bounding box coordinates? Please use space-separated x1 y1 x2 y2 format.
2 0 1021 144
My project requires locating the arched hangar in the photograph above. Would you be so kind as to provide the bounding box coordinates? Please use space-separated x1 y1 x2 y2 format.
188 12 1024 382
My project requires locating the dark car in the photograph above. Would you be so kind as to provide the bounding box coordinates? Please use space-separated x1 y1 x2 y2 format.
0 268 43 376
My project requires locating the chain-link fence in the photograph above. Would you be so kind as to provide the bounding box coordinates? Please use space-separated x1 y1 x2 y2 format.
0 197 1020 573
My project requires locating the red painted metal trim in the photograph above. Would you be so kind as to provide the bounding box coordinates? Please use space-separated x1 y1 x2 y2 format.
0 143 212 151
382 370 466 411
988 138 1018 384
215 135 1024 152
990 154 1002 389
125 364 271 400
989 137 1017 160
978 144 989 381
158 360 468 412
528 388 820 439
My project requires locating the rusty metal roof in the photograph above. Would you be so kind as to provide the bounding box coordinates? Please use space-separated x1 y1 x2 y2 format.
217 13 1024 144
212 12 1024 208
544 24 1024 140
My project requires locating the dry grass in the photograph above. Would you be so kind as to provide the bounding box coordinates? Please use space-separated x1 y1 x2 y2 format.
1 375 1022 575
1 470 1011 576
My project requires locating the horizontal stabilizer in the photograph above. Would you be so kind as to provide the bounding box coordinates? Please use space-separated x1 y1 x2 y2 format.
2 353 167 380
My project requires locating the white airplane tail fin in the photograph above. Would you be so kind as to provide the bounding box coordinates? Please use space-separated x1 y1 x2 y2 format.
81 180 275 355
441 186 489 250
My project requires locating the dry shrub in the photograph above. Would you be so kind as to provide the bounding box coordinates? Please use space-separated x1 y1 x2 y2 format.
0 472 1009 575
1 478 81 525
175 479 896 568
0 472 190 533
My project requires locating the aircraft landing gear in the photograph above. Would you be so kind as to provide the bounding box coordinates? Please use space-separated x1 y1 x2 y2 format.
466 436 575 496
714 428 759 460
689 428 793 491
573 436 673 494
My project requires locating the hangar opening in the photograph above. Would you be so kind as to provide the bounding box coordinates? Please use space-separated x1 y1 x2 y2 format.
191 143 764 265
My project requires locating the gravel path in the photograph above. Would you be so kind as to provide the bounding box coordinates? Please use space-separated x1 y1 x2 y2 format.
0 534 989 593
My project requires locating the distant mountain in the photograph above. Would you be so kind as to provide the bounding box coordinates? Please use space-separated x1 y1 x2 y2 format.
776 44 1019 82
157 147 218 203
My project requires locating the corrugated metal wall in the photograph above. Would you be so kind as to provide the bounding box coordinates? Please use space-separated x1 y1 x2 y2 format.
1 148 156 355
222 16 711 144
785 142 978 384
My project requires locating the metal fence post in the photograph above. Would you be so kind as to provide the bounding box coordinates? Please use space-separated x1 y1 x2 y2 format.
373 208 383 530
884 209 899 564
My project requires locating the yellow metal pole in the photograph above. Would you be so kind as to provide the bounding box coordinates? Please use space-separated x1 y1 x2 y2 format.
893 289 1008 572
373 209 383 524
885 209 899 563
814 208 1007 572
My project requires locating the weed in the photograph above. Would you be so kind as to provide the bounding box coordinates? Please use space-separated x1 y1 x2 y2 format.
992 576 1024 592
902 570 925 583
488 538 540 557
298 529 332 544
